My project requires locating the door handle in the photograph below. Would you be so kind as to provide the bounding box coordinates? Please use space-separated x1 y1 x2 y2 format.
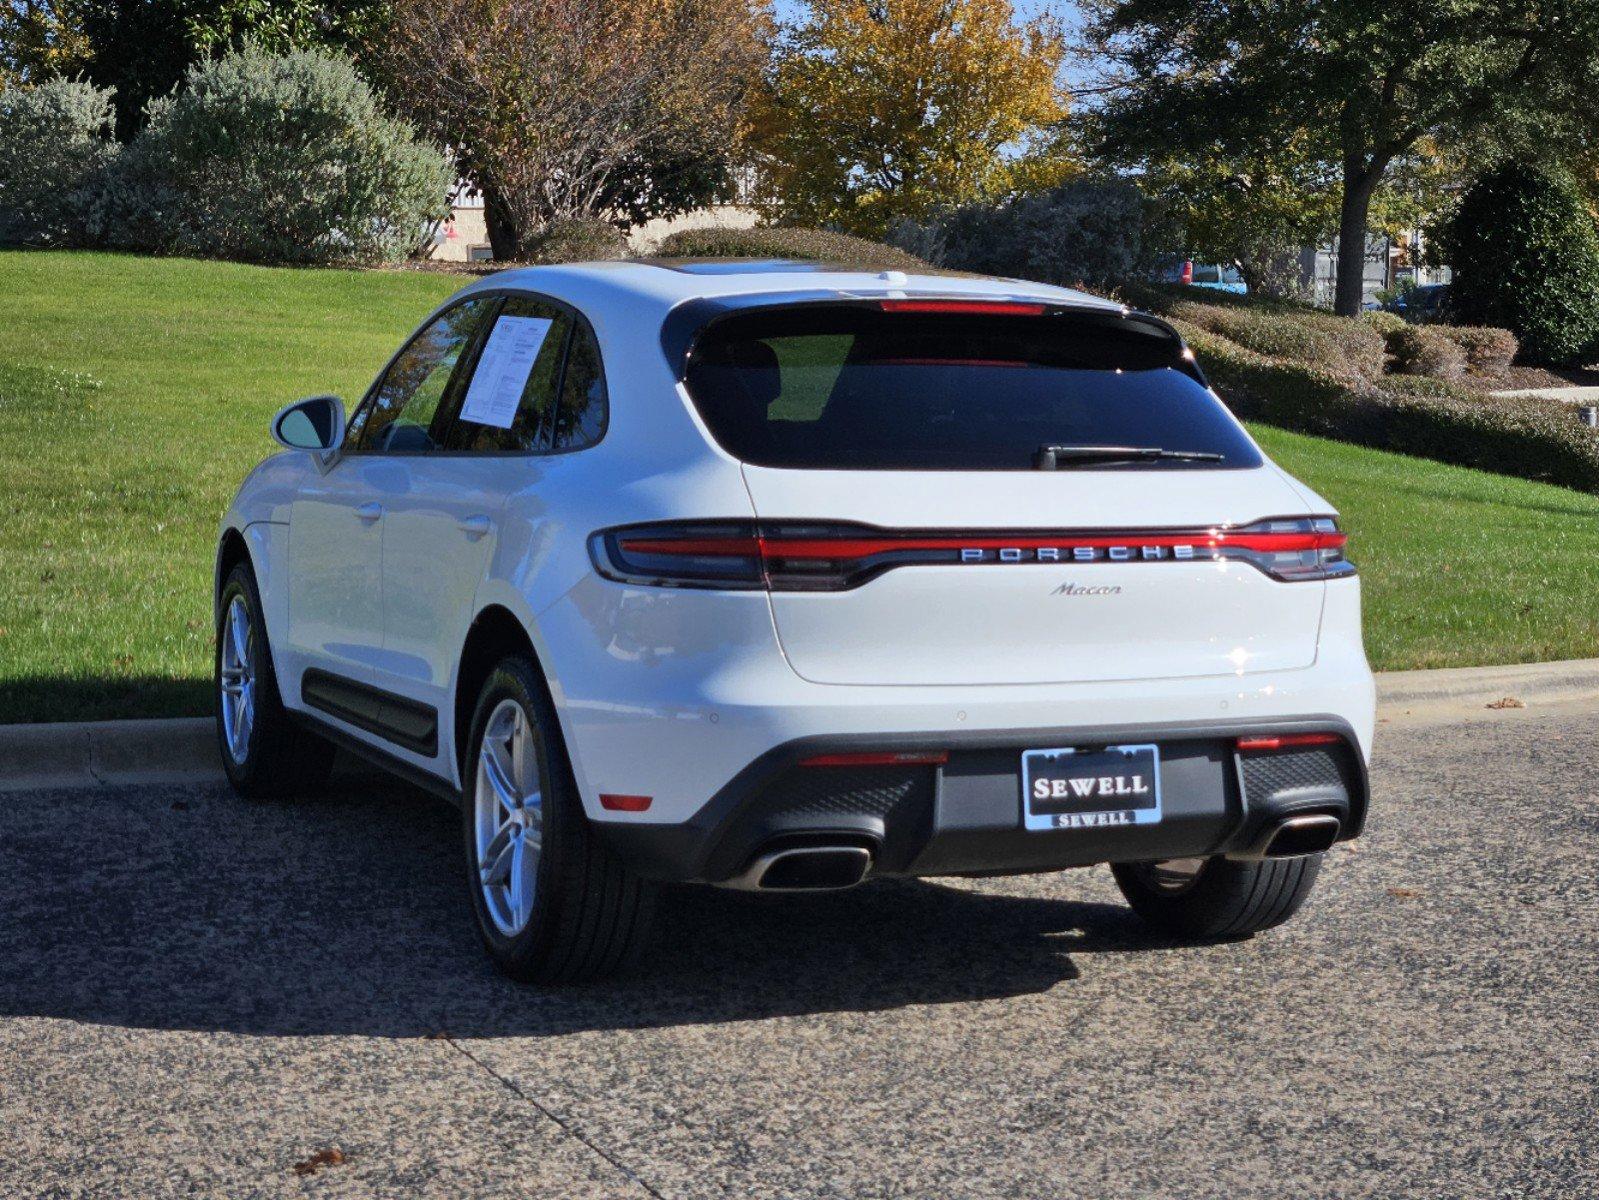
456 514 493 538
355 502 384 523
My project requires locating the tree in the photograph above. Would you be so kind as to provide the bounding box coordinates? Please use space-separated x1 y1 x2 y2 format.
48 1 382 136
1086 0 1599 315
1447 162 1599 364
0 1 93 85
370 0 766 260
754 0 1072 236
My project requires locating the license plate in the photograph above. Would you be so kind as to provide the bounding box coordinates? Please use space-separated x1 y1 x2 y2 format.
1022 744 1162 832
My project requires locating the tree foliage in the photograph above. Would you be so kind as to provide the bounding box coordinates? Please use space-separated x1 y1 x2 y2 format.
370 0 767 260
1446 162 1599 365
0 1 94 85
1087 0 1599 314
754 0 1072 236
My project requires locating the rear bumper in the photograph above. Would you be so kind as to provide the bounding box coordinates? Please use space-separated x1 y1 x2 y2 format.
594 715 1369 885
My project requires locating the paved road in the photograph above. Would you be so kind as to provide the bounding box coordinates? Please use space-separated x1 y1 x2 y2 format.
2 703 1595 1199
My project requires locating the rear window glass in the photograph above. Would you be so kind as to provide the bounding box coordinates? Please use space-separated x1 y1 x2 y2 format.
682 305 1261 471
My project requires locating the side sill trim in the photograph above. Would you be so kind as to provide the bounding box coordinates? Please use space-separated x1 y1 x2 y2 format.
301 669 439 757
288 710 462 807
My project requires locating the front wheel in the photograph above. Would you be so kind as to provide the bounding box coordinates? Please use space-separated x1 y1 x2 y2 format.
1111 853 1323 939
215 562 336 798
462 656 655 984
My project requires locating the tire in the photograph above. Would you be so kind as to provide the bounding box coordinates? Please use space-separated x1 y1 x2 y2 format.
462 656 655 984
215 561 337 799
1111 853 1323 939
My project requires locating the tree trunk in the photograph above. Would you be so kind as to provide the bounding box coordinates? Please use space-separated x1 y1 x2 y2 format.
1334 168 1381 317
481 182 525 262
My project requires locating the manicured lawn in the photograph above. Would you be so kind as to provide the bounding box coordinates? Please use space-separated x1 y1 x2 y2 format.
0 251 459 723
1 250 1596 724
1253 425 1599 672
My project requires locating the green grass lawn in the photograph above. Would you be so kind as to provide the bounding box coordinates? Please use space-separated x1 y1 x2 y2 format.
2 249 1597 724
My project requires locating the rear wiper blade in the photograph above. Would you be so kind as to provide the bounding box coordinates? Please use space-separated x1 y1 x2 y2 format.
1033 444 1227 469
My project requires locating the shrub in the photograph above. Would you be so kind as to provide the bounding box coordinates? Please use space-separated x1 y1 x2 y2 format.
103 43 452 265
1389 325 1467 380
520 217 628 264
1435 325 1519 377
1447 162 1599 365
0 79 120 248
1164 298 1386 379
1360 310 1407 338
1176 321 1599 493
901 178 1154 291
655 225 927 270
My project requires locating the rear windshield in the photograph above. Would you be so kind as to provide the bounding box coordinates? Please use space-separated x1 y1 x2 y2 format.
681 305 1261 471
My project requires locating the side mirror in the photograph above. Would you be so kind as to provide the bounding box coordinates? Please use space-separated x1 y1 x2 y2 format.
271 395 345 465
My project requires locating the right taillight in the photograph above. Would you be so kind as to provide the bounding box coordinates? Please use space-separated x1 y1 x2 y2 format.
1217 517 1354 582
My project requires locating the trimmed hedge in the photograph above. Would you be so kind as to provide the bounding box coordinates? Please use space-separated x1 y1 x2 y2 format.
1389 325 1466 380
655 225 928 270
1159 296 1386 379
1173 320 1599 493
1436 325 1519 377
520 216 628 264
1360 310 1407 338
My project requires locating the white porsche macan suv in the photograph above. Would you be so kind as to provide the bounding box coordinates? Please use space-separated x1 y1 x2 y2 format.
215 260 1375 982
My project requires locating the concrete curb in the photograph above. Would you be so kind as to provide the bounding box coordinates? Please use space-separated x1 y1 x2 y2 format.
1375 657 1599 710
4 658 1599 791
0 717 217 793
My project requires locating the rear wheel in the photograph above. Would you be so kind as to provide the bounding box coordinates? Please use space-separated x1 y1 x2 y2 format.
1111 853 1323 939
215 562 336 798
462 656 655 984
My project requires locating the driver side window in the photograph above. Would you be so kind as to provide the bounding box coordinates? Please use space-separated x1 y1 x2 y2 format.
346 299 493 454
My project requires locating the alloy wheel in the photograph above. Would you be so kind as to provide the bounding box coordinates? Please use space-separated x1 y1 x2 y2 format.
219 596 255 765
474 698 545 936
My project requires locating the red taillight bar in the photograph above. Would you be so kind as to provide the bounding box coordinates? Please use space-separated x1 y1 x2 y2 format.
800 751 949 768
618 530 1348 560
877 299 1047 316
1236 733 1343 753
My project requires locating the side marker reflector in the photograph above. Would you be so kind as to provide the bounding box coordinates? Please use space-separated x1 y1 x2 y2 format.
599 793 653 812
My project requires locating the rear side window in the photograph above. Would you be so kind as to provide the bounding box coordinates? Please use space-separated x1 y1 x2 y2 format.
682 305 1261 471
443 297 608 453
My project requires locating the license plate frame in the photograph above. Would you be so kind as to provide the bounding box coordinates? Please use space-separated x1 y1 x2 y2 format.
1021 743 1162 832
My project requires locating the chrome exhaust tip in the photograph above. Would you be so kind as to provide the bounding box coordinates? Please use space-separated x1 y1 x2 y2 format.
723 845 873 892
1229 813 1342 861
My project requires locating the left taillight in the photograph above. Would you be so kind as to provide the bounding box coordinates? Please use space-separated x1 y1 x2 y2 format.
588 522 766 589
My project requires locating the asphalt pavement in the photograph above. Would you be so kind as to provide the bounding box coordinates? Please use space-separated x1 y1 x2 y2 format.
2 701 1595 1198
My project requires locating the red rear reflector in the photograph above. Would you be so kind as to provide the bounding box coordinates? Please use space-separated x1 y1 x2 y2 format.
1236 733 1342 752
800 751 949 768
599 793 653 811
877 300 1046 316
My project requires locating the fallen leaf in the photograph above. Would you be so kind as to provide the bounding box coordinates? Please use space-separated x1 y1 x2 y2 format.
1486 696 1525 709
292 1147 346 1177
1387 887 1420 899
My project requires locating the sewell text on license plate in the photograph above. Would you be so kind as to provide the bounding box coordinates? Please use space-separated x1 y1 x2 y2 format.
1021 744 1162 832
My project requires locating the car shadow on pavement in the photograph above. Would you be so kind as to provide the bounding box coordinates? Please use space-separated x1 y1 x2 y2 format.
0 772 1186 1040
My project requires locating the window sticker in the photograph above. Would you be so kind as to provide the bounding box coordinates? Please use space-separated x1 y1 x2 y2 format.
458 316 554 429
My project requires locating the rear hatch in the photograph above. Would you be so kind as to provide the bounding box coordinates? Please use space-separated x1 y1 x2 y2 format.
676 299 1346 687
